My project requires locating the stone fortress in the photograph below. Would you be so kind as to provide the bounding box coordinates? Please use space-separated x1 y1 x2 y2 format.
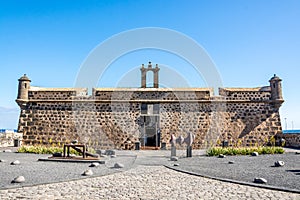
16 62 285 150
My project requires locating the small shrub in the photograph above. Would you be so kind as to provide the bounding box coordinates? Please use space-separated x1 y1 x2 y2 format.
18 146 61 154
281 139 286 147
237 139 242 147
270 136 276 146
206 146 284 156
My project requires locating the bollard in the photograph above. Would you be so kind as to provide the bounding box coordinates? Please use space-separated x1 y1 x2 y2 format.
161 142 166 150
171 145 176 157
186 145 192 157
222 140 229 148
14 139 20 147
135 142 140 150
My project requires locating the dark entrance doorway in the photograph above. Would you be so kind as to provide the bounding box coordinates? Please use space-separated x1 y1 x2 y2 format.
143 115 159 147
140 103 160 148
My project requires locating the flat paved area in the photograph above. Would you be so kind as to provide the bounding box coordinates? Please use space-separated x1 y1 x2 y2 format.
0 148 299 199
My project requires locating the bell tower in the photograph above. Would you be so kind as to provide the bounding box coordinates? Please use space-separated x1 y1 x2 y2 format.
140 62 160 88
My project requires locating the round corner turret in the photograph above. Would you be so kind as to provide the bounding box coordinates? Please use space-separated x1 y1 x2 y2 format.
17 74 31 102
269 74 283 101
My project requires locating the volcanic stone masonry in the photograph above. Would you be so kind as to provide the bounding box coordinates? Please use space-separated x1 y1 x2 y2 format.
16 63 285 150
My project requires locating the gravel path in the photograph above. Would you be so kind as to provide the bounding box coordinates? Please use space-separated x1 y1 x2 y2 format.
0 166 299 200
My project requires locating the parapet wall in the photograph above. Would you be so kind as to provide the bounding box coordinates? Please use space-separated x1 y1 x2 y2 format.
93 88 212 101
219 87 272 101
26 87 274 101
28 87 88 100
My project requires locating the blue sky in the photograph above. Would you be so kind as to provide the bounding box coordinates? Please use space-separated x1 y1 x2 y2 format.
0 0 299 129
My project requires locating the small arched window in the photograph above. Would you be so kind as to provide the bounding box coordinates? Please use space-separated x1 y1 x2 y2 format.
24 83 27 89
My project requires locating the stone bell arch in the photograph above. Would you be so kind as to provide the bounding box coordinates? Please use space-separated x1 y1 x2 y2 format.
140 62 160 88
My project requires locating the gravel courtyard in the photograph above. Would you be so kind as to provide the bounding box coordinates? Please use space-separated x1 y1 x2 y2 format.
0 148 299 199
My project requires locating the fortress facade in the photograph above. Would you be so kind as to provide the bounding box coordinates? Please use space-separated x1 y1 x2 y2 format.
16 63 284 149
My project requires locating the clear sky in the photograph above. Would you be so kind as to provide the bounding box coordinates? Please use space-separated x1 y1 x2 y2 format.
0 0 299 129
